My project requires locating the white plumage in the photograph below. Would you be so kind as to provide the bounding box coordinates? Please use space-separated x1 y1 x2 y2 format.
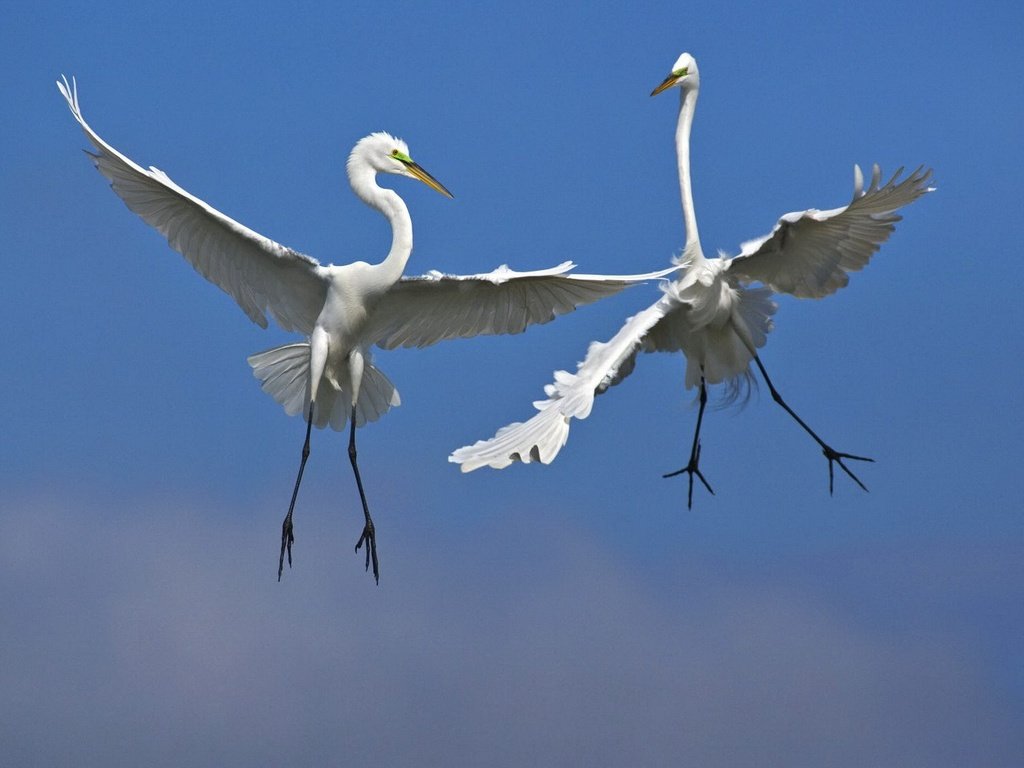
58 76 674 581
451 53 933 504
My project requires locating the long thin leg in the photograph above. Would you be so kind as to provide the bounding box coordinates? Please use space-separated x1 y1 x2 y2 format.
279 401 315 580
752 354 873 494
348 406 379 584
663 375 715 508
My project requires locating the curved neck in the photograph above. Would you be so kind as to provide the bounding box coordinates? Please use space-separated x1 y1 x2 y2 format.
675 86 703 260
350 166 413 284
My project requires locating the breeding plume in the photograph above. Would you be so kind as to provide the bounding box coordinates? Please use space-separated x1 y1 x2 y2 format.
58 77 675 580
451 53 933 506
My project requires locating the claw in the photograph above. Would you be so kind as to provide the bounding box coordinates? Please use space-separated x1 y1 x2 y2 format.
278 513 295 581
823 446 874 494
663 441 715 509
355 521 379 584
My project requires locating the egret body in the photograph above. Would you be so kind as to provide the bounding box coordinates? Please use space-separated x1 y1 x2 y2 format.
59 77 676 579
451 54 933 506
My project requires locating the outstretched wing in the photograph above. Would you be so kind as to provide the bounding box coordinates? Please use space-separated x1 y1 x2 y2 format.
367 261 679 350
449 295 679 471
727 164 933 298
58 76 327 334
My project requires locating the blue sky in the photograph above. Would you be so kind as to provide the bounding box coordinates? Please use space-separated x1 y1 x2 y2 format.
2 1 1022 764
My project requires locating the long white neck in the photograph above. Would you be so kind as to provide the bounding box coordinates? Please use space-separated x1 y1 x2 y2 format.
350 165 414 284
675 85 703 261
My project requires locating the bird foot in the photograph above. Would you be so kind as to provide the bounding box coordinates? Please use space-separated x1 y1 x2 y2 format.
278 513 294 581
822 445 874 495
663 442 715 509
355 520 380 584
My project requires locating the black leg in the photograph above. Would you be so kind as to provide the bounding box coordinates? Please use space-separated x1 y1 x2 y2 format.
663 375 715 508
752 354 873 494
348 406 379 584
279 401 314 580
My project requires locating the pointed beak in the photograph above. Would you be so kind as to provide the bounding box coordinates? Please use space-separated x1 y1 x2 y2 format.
650 73 681 97
404 160 454 199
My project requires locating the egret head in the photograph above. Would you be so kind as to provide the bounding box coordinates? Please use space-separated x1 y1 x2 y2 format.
651 52 699 96
348 132 453 198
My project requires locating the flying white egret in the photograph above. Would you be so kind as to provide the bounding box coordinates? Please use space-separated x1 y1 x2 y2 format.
58 76 678 581
451 53 933 507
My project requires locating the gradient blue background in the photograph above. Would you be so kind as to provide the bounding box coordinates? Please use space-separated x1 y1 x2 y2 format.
3 1 1021 764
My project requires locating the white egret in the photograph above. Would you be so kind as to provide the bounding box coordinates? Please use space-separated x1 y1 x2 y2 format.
451 53 933 507
58 76 677 581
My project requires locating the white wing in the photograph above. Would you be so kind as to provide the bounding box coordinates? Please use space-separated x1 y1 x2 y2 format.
727 164 933 298
58 76 327 334
368 261 680 350
449 295 680 471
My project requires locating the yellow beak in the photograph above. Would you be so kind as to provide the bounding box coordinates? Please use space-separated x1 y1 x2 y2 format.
650 73 681 97
404 160 454 199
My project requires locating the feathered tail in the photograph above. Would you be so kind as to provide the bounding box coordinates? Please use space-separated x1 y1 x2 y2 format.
247 343 400 430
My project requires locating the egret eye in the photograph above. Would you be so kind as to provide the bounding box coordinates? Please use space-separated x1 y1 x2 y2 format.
391 149 399 157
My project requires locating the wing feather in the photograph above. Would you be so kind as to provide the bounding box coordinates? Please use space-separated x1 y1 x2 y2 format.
369 262 679 350
58 76 327 334
449 296 678 471
727 164 933 298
